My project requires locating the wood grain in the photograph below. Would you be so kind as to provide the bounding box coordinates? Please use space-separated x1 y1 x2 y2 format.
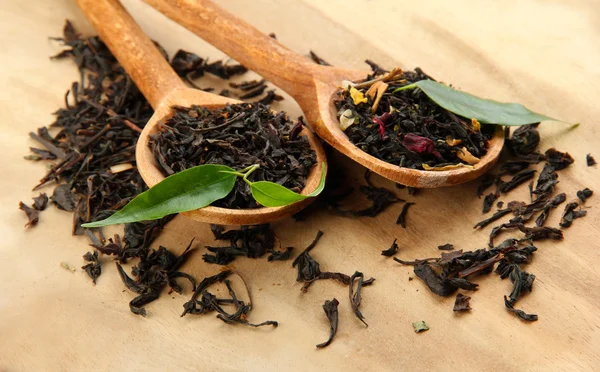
1 0 599 371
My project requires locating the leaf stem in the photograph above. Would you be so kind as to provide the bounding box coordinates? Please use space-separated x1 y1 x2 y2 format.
391 83 418 93
242 164 260 185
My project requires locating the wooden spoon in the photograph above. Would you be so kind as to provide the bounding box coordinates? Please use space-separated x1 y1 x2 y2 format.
142 0 504 188
75 0 326 225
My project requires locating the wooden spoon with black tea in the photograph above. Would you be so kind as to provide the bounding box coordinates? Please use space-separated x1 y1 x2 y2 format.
75 0 326 225
141 0 504 188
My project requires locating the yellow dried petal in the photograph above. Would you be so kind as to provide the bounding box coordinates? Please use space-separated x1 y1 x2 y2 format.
350 87 368 105
422 163 474 171
445 136 463 146
471 118 481 131
456 147 480 165
365 81 389 114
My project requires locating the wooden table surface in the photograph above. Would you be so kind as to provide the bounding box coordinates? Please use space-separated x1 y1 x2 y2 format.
1 0 599 371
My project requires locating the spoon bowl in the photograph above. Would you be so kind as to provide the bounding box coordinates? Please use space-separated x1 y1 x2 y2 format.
144 0 504 188
76 0 326 225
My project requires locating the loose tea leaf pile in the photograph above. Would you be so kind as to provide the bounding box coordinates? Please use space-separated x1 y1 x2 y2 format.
394 124 592 321
21 21 288 316
151 103 317 209
335 68 495 170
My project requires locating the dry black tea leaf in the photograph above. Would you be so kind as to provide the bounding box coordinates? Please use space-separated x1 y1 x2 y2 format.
381 239 399 256
503 265 538 321
309 50 330 66
587 154 596 166
117 240 197 316
396 202 415 228
267 247 293 261
477 174 496 197
203 225 275 265
349 271 371 326
19 202 39 228
507 124 540 156
559 201 587 228
51 184 77 211
340 171 402 218
181 270 232 317
453 293 472 312
316 298 339 349
474 208 512 229
577 188 593 203
437 243 454 251
545 148 574 170
413 262 459 296
498 169 536 193
293 231 375 293
535 193 566 227
483 192 499 213
32 193 48 211
81 250 101 284
518 225 563 241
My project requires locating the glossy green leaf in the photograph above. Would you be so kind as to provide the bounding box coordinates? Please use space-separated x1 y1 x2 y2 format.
393 80 561 126
250 162 327 207
82 164 237 227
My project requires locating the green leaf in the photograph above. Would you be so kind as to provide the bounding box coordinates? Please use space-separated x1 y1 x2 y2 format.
393 80 561 126
249 162 327 207
82 164 237 227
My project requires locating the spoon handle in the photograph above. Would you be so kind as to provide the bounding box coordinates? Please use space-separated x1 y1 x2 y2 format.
142 0 320 99
75 0 186 109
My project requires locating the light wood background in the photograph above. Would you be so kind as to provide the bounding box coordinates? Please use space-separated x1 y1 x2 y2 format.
1 0 599 371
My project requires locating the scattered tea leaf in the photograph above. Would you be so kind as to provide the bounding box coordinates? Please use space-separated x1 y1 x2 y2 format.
438 244 454 251
19 202 39 228
396 202 415 228
316 298 339 348
32 193 49 211
577 188 593 203
453 293 471 312
381 238 399 256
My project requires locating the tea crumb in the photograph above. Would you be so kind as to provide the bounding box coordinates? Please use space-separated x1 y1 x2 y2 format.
412 320 429 333
60 261 76 272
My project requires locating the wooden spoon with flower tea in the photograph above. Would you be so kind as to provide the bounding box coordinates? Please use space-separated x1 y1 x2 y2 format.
141 0 515 188
75 0 326 225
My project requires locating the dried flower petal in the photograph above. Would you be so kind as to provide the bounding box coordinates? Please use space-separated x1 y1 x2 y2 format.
349 87 368 105
422 163 474 171
456 147 480 165
403 134 442 159
373 112 392 138
365 81 389 114
446 136 463 146
471 118 481 131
